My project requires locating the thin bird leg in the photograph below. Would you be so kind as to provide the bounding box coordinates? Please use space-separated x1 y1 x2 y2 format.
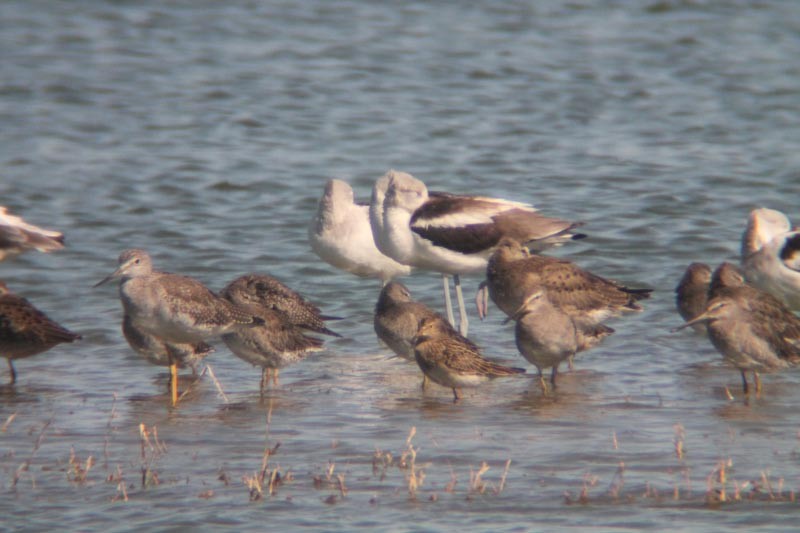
740 369 749 395
550 365 559 389
168 352 179 407
260 368 268 397
754 371 762 396
538 368 549 396
567 355 575 371
7 359 16 385
452 387 461 402
272 368 280 387
441 274 455 328
420 374 428 390
453 274 469 337
475 282 489 320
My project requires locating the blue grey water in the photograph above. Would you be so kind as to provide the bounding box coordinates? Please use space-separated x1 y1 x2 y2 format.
1 0 799 530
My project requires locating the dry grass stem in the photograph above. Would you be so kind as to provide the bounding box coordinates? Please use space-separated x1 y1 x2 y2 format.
1 412 17 433
496 459 511 494
67 447 95 485
138 423 166 488
673 424 686 460
608 462 625 500
12 418 52 489
204 364 229 404
469 462 490 494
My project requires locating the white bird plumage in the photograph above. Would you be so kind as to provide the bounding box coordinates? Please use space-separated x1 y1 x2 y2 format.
741 208 800 310
310 178 412 284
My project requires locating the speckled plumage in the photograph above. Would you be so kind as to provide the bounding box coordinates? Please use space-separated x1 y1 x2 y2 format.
0 282 80 384
413 315 524 401
374 281 452 362
0 207 64 262
221 278 326 392
677 261 800 394
377 170 585 337
96 249 261 404
484 237 651 326
221 274 340 338
513 290 613 393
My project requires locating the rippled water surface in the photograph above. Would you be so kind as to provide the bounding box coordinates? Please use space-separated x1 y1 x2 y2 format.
1 1 800 530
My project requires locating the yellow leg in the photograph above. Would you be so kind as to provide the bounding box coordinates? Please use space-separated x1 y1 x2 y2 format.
539 375 550 396
272 368 279 387
754 371 762 396
170 362 179 406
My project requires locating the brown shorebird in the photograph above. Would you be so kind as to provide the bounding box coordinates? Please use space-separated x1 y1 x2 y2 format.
95 249 262 405
309 179 412 285
412 315 524 401
481 237 651 327
373 281 459 389
512 290 613 394
675 261 800 394
0 207 64 262
220 276 326 394
375 170 585 336
0 281 80 384
740 208 800 310
218 274 340 338
675 262 712 331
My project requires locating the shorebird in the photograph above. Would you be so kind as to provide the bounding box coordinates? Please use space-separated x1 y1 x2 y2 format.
741 208 800 310
377 170 584 336
374 281 459 389
675 261 800 395
675 262 712 331
412 315 524 401
0 206 64 261
309 179 412 285
218 273 340 338
0 281 81 384
122 314 213 373
511 290 613 394
95 249 262 405
481 237 651 327
220 276 326 393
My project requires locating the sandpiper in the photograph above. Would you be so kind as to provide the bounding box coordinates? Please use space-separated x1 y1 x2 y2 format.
412 315 524 401
374 281 458 389
0 207 64 261
481 237 650 327
675 262 712 331
310 179 412 285
95 249 262 405
0 281 81 384
741 208 800 310
220 276 325 394
376 171 584 336
219 273 340 338
512 290 613 394
675 261 800 394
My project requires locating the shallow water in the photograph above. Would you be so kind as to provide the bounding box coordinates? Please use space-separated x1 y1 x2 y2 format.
1 0 800 530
